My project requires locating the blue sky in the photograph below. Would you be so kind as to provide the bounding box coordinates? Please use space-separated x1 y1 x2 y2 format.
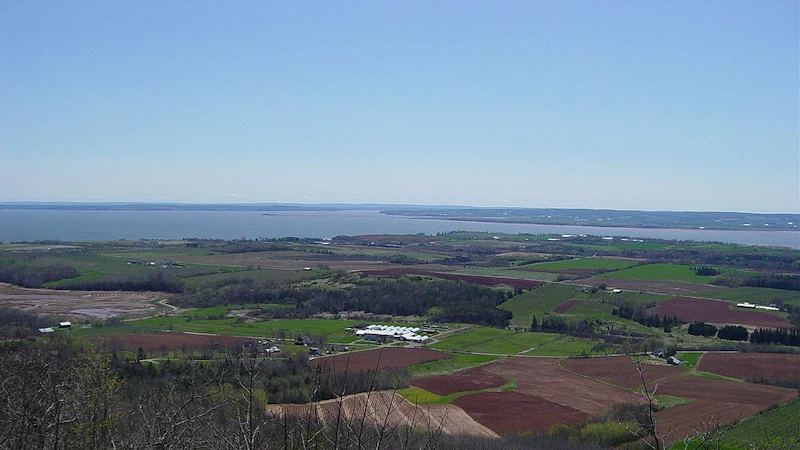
1 1 798 212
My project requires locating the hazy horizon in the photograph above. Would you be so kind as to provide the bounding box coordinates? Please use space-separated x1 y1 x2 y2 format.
2 2 798 213
1 200 799 216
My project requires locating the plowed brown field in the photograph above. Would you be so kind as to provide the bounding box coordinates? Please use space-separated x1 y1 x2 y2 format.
479 358 644 415
654 375 797 442
560 355 798 443
553 299 581 313
411 366 506 396
647 297 792 328
94 332 249 352
314 347 452 373
697 352 800 381
561 356 686 388
453 391 586 435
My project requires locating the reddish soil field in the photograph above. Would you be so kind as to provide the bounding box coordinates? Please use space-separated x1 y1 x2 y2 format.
654 375 797 443
697 352 800 381
553 299 581 313
354 234 439 243
561 356 686 389
358 268 545 289
647 297 792 328
567 278 725 295
479 358 644 415
94 332 250 352
313 347 452 373
453 391 586 435
411 366 506 395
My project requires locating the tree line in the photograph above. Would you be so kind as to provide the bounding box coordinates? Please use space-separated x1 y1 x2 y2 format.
0 335 605 450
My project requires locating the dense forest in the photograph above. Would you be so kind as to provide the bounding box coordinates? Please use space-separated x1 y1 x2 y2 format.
172 276 515 328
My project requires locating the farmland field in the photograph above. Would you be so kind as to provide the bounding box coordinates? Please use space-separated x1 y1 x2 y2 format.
693 286 800 306
267 391 498 438
313 347 452 373
453 391 586 435
696 352 800 381
91 332 251 352
557 355 799 444
597 263 719 283
715 398 800 449
411 366 506 396
647 297 792 328
407 353 499 376
498 282 665 327
429 327 598 356
517 258 639 273
123 316 363 341
568 278 727 295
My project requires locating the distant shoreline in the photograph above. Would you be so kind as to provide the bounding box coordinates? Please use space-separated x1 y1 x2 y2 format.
0 202 797 233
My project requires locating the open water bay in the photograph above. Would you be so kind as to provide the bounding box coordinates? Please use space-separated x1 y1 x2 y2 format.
0 209 798 249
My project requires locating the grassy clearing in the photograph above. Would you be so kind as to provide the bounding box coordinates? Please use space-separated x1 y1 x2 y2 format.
408 353 499 376
674 351 703 368
518 258 639 272
429 327 512 351
654 394 693 409
597 263 715 283
397 387 444 404
693 287 800 306
525 335 598 356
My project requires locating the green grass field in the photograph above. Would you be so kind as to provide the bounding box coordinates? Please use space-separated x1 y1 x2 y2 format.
716 398 800 449
408 353 499 376
499 283 666 327
693 287 800 306
430 327 599 356
518 258 639 272
674 351 703 368
597 263 716 283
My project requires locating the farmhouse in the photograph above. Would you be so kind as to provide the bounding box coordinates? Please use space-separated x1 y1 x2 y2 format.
354 324 429 342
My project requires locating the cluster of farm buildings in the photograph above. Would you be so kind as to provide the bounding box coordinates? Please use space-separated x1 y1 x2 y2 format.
353 324 430 342
736 302 781 311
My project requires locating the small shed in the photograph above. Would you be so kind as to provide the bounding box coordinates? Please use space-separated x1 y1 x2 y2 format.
58 321 72 329
667 356 683 365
